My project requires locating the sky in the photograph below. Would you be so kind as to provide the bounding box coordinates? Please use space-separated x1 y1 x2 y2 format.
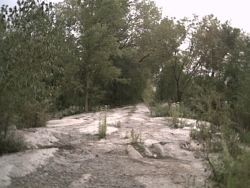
1 0 249 33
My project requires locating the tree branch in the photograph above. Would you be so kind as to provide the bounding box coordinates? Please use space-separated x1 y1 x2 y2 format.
138 53 150 62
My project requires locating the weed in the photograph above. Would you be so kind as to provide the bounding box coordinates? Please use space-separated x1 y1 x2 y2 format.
130 129 142 144
125 130 130 139
98 105 108 139
116 121 122 128
169 104 188 128
190 122 212 141
130 129 144 152
130 106 137 114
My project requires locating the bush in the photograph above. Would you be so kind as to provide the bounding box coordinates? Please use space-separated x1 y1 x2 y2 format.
0 133 26 155
240 130 250 145
226 152 250 188
150 102 196 119
150 103 170 117
190 123 212 141
206 143 250 188
189 88 250 187
56 105 84 118
18 101 48 128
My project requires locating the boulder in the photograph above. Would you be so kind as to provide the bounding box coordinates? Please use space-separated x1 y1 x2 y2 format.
144 146 153 157
152 143 165 157
127 145 143 159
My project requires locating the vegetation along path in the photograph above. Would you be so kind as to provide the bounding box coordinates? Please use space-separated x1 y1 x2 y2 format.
0 104 210 188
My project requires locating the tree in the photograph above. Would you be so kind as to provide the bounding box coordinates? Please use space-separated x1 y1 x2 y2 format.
58 0 130 112
0 0 57 131
152 17 189 102
102 0 162 106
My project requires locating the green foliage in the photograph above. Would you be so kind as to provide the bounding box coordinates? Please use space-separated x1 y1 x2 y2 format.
130 129 142 144
190 125 212 142
130 129 144 152
189 86 250 187
17 101 48 128
55 105 84 119
206 143 250 188
98 106 108 139
0 0 57 132
150 103 170 117
0 133 26 156
130 105 137 114
226 152 250 188
98 117 107 139
71 0 129 112
241 131 250 145
104 51 148 106
169 105 180 127
150 102 195 128
142 79 155 104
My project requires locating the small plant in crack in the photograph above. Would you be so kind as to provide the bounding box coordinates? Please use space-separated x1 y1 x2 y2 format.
130 129 141 144
130 105 137 114
130 129 144 152
125 130 130 139
115 120 122 128
98 105 108 139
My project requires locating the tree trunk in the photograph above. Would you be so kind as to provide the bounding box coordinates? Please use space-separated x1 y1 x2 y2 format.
176 82 182 102
85 79 89 113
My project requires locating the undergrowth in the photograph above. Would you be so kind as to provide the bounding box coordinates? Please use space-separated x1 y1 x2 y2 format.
190 89 250 188
0 133 26 155
150 102 195 128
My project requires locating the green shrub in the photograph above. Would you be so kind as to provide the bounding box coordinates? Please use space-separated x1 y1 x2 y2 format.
150 102 196 119
240 130 250 145
98 105 108 139
130 129 142 144
56 105 84 118
130 105 137 114
190 123 212 141
18 101 48 128
226 152 250 188
150 103 170 117
92 105 110 113
0 133 26 155
206 142 250 188
169 105 180 127
190 88 249 187
178 103 197 119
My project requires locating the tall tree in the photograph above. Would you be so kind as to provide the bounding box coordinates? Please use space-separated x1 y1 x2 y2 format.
0 0 57 131
58 0 130 112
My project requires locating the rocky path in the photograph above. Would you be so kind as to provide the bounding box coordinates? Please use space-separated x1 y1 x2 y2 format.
0 104 209 188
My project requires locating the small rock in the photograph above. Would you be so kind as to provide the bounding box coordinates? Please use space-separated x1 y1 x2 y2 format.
127 145 143 159
144 147 153 157
152 143 165 157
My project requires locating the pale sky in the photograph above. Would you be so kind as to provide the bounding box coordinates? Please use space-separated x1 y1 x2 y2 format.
1 0 249 33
